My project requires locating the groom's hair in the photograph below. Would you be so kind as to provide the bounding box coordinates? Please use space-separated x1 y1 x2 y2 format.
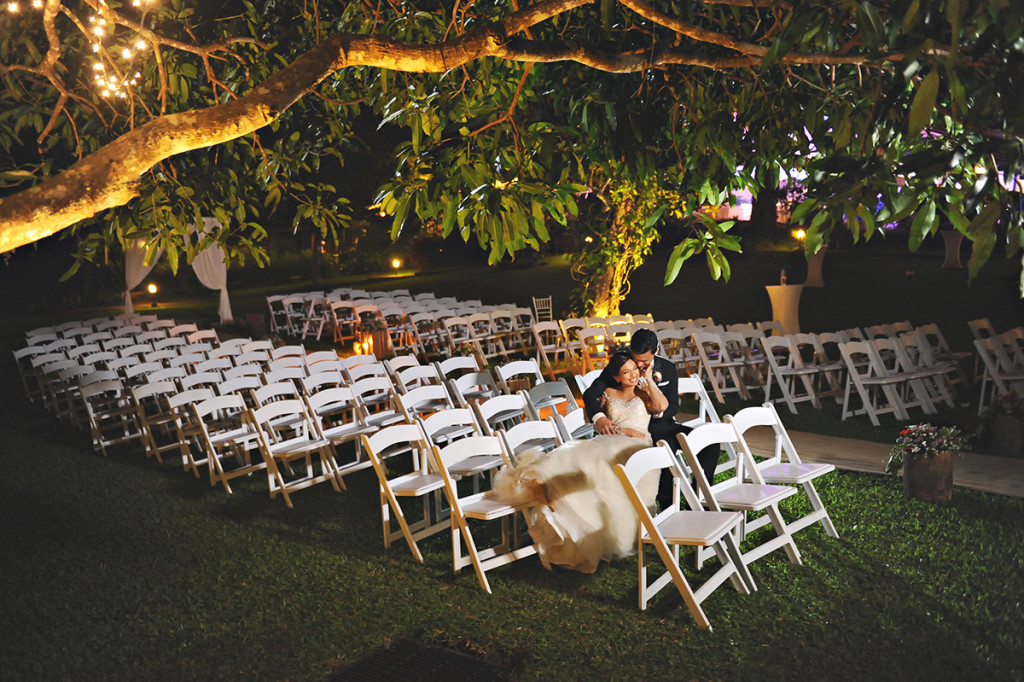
630 328 659 354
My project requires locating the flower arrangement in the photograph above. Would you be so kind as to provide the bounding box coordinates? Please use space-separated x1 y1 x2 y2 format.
885 423 968 474
357 316 387 332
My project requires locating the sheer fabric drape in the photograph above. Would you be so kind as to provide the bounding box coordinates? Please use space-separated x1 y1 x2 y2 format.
124 240 164 314
191 217 233 323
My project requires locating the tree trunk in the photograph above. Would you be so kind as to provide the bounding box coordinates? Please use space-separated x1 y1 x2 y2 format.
311 232 321 287
572 202 639 316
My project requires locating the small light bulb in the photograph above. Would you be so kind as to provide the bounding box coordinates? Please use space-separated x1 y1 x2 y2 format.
101 89 110 97
122 48 131 58
92 62 104 70
32 0 41 7
136 40 145 50
92 43 100 52
7 2 18 13
92 26 103 36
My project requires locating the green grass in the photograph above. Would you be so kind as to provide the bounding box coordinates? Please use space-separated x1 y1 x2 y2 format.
0 411 1021 680
2 236 1023 680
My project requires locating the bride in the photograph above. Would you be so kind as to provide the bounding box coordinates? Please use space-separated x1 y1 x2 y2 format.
494 351 663 573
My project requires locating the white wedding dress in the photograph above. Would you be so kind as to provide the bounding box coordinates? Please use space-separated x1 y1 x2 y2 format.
493 396 659 574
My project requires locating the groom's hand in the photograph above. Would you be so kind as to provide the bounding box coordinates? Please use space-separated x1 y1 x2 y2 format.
594 416 618 435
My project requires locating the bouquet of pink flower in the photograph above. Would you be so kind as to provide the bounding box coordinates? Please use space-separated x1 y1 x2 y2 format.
885 423 968 474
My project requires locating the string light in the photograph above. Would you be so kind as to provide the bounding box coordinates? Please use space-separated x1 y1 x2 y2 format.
13 0 158 99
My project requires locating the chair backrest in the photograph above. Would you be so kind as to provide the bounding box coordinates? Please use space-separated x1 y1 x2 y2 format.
395 364 443 393
676 422 752 496
532 295 553 322
472 393 528 435
180 371 224 392
494 359 545 394
397 384 454 420
361 422 432 466
341 353 377 371
448 371 500 407
345 361 390 384
968 317 996 341
498 417 564 457
253 381 300 406
574 368 603 394
417 407 481 446
523 378 577 421
435 355 481 380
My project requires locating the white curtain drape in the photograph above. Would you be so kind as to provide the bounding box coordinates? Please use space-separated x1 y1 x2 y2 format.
191 217 233 323
124 239 164 314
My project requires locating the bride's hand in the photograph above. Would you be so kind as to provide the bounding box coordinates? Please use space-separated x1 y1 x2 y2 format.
621 427 647 440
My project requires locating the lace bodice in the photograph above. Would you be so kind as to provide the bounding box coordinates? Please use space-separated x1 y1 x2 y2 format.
604 395 651 439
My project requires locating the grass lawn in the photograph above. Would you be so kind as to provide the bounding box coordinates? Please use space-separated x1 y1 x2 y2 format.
2 234 1022 680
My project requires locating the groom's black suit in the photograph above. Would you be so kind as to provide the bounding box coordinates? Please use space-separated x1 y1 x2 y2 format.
582 355 720 507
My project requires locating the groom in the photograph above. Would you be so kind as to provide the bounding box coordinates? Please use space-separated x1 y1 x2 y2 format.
583 328 720 508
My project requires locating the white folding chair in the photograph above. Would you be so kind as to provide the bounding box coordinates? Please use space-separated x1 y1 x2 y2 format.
431 436 535 593
417 406 482 447
249 399 343 508
759 335 821 414
974 337 1024 411
838 340 911 426
613 443 753 629
692 330 750 403
304 387 376 477
677 423 802 570
532 321 577 379
727 404 839 539
361 423 447 562
80 379 146 457
190 394 263 493
553 407 596 442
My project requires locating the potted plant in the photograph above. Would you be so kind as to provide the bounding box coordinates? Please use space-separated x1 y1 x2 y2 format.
978 392 1024 458
885 424 967 502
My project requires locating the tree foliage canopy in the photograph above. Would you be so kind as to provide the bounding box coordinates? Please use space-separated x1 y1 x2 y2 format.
1 0 1022 292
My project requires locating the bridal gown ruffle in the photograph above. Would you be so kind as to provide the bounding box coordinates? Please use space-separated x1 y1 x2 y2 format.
493 397 659 574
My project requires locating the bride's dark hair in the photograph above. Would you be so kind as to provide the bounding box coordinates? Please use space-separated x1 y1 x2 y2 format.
598 351 635 389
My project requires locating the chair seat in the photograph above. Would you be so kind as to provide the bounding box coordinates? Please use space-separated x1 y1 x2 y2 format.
390 471 445 496
509 436 560 454
757 462 835 485
209 425 258 447
713 483 798 511
365 410 405 428
268 437 334 459
321 422 376 442
430 423 478 442
656 509 744 546
449 454 504 476
460 490 527 520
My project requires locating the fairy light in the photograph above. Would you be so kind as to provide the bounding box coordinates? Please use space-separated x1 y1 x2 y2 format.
16 0 158 100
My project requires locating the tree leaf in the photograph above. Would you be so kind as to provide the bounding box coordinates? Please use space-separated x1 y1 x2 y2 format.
908 70 940 137
908 199 937 251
